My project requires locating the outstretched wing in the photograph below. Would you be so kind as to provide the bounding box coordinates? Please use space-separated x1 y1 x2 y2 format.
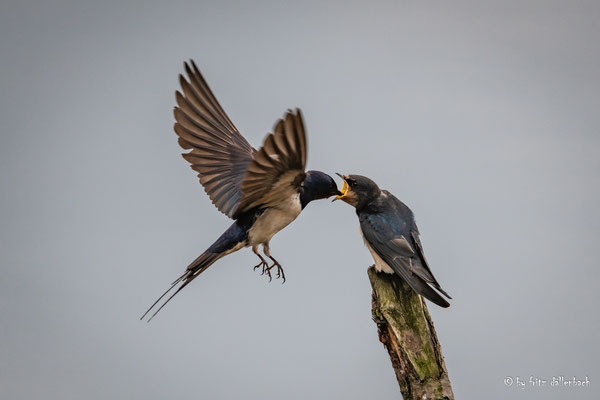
232 109 308 218
359 211 451 307
174 60 256 218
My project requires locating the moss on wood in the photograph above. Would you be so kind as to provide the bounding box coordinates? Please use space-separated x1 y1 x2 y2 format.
368 266 454 400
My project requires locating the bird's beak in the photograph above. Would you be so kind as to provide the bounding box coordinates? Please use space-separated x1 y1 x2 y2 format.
332 173 348 202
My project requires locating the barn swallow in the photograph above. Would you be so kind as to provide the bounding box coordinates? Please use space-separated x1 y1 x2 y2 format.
141 61 341 321
334 174 451 308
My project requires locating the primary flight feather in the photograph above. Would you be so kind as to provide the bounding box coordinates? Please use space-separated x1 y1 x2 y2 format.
141 61 341 321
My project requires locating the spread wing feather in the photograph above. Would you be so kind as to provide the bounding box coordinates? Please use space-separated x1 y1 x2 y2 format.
233 109 307 218
174 60 255 218
173 61 308 220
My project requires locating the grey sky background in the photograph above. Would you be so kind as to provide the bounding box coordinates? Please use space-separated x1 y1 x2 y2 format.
1 1 599 399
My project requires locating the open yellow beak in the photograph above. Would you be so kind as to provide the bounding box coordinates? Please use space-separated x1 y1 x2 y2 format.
335 180 348 201
333 174 348 202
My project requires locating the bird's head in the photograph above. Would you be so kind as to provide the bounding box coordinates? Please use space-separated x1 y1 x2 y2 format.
302 170 342 201
333 174 381 209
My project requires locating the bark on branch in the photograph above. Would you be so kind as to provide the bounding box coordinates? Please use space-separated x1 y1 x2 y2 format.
368 266 454 400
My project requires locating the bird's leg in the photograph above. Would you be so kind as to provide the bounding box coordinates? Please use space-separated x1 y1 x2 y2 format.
267 255 286 283
252 245 269 276
263 243 286 283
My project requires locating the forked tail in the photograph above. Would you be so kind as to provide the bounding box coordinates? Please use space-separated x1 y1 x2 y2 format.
140 251 222 322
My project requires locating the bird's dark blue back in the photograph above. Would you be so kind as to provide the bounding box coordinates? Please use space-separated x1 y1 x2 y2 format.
358 190 418 238
207 208 264 253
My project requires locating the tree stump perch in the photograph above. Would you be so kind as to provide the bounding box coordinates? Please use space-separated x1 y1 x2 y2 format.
368 266 454 400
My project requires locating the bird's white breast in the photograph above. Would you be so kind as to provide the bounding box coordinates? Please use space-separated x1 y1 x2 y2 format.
360 226 395 274
248 193 302 245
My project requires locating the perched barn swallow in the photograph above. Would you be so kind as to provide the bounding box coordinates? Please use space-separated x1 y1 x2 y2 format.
141 61 341 321
334 174 451 308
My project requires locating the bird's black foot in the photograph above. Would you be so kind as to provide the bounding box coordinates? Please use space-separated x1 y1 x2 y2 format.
267 256 286 283
253 258 269 276
253 249 270 277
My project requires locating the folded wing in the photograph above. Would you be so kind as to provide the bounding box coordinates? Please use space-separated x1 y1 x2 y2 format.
360 212 451 307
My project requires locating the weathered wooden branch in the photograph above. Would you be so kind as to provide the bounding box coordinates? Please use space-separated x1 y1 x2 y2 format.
368 266 454 400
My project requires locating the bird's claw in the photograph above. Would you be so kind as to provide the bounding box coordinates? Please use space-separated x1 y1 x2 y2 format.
254 255 286 283
253 260 269 276
264 265 273 282
266 259 286 284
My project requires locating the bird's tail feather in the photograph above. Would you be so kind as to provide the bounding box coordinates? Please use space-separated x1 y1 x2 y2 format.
393 268 450 308
140 251 222 322
431 282 452 300
413 278 450 308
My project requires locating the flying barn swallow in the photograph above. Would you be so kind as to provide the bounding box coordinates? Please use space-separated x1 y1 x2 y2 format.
141 61 341 321
334 174 451 308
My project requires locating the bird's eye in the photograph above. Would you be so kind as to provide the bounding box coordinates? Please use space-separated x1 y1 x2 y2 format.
350 181 357 188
